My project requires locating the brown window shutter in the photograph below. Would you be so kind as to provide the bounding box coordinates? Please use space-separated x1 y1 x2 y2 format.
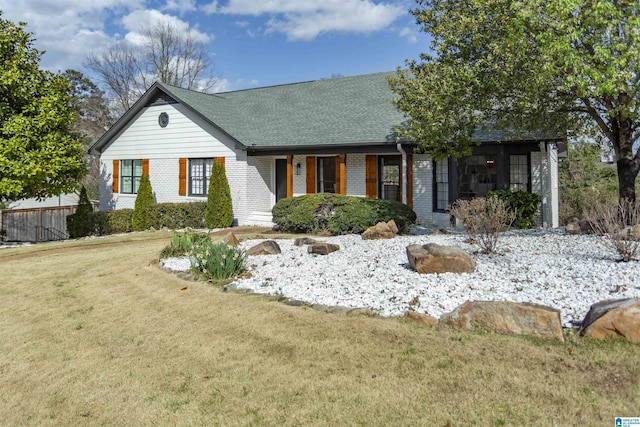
215 157 225 169
142 158 149 177
178 158 187 196
306 156 316 194
406 153 413 208
286 155 294 198
336 154 347 195
365 155 377 198
112 160 119 193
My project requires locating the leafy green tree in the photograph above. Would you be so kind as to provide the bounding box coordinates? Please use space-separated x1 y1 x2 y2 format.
389 0 640 205
205 161 233 228
132 175 154 231
559 140 618 222
0 13 86 203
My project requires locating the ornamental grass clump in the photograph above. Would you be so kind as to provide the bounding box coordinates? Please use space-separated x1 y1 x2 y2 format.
190 240 246 281
587 199 640 262
160 230 211 258
450 197 515 254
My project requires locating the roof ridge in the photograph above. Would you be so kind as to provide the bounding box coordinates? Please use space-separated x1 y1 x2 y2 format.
156 70 394 97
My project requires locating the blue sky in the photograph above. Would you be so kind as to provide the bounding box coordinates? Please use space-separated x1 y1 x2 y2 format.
1 0 430 92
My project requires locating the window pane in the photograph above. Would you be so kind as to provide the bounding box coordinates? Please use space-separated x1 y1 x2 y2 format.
434 159 449 211
121 176 132 193
459 155 497 199
380 156 401 201
189 158 213 196
509 155 528 191
133 176 141 193
121 160 132 177
133 159 143 177
318 157 336 193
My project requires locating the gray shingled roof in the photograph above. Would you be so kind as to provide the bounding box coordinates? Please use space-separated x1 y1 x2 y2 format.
157 71 405 149
91 71 562 155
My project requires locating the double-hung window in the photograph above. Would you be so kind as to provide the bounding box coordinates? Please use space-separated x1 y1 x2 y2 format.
189 158 213 196
509 155 529 191
121 159 143 194
434 159 449 211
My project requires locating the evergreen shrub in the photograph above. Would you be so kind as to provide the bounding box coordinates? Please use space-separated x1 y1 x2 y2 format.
93 209 133 235
132 175 155 231
146 202 207 229
205 161 233 228
272 193 417 235
487 190 541 229
67 186 94 238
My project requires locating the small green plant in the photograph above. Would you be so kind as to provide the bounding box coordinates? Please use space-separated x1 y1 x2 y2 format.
160 230 210 258
487 190 541 229
450 197 515 253
205 160 233 228
190 241 246 281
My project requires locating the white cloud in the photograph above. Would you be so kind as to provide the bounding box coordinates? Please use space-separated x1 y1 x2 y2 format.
0 0 141 71
211 77 260 92
206 0 405 40
121 9 212 44
399 27 418 44
201 1 218 15
162 0 197 13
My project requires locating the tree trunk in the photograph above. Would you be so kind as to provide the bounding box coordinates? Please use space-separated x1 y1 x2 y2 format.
617 156 637 204
614 118 639 205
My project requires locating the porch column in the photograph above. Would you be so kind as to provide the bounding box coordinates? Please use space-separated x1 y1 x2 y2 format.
287 155 293 198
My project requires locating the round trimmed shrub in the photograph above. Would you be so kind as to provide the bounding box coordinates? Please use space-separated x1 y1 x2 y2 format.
272 194 416 235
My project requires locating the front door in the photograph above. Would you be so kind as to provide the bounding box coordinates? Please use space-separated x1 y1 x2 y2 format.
275 159 288 202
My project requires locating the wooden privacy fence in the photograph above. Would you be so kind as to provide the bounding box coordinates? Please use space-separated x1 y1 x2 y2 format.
0 206 77 242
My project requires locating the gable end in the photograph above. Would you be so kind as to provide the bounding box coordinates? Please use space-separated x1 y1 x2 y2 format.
147 93 178 107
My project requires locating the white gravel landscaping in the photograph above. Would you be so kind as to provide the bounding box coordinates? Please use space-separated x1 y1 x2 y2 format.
160 227 640 328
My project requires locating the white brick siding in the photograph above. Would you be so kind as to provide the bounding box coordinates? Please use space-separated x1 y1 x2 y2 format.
346 153 366 196
412 153 435 225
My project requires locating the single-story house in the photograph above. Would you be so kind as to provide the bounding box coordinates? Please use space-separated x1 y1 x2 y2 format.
89 72 562 228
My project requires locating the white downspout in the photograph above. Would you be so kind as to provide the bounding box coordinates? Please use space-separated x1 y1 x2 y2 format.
548 142 559 228
397 143 407 205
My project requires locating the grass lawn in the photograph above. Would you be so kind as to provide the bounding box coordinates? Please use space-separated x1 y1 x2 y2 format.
0 230 638 426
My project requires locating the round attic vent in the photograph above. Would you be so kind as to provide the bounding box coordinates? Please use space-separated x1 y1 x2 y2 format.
158 112 169 128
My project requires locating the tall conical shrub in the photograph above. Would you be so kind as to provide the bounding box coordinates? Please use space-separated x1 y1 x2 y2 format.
205 160 233 228
69 185 94 238
132 175 155 231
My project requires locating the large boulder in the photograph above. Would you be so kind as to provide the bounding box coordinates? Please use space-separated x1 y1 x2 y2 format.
222 232 240 247
406 243 475 274
246 240 282 256
579 298 640 343
440 300 564 341
362 220 397 240
565 220 594 235
308 242 340 255
294 237 317 246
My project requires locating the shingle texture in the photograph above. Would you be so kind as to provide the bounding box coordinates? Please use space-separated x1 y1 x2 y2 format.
157 72 405 148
